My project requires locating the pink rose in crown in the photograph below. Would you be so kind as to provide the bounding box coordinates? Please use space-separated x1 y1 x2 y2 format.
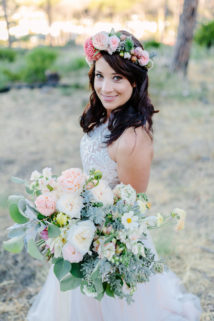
108 35 120 54
35 194 56 216
62 242 83 263
92 31 109 50
84 38 101 62
57 168 85 193
134 47 144 58
138 50 150 66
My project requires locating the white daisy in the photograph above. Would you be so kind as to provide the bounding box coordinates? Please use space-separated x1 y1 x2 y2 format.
122 211 138 230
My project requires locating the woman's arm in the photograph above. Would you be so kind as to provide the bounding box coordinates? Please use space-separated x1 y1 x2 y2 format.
115 126 154 193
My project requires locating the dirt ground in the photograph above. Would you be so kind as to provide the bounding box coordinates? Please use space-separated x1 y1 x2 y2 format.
0 62 213 320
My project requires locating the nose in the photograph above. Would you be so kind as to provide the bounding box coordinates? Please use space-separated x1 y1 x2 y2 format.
101 79 113 93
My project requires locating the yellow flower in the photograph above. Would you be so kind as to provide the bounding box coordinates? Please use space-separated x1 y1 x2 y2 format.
146 202 151 209
157 213 164 227
172 208 186 231
56 212 68 226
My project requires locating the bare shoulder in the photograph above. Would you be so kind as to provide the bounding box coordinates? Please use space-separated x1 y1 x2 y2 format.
116 125 153 160
114 125 154 193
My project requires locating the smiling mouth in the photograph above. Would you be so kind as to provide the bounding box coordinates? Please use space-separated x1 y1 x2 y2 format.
101 94 118 101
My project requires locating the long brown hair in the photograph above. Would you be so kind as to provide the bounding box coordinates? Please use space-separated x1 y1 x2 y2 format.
80 30 159 145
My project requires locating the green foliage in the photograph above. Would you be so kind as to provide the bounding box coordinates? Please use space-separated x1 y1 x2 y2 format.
0 48 16 62
8 195 29 224
27 239 44 260
54 258 71 281
68 56 88 71
143 40 162 49
48 223 61 238
194 20 214 48
3 236 24 253
23 47 58 83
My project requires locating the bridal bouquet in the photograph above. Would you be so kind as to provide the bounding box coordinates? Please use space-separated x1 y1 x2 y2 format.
3 167 185 303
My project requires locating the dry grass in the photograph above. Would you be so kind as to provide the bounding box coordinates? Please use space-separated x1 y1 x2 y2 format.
0 50 213 320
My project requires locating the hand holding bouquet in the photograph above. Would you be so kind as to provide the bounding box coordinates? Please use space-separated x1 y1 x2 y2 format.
3 167 185 303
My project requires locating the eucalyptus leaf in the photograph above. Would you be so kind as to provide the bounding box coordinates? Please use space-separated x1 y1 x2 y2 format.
95 291 104 301
18 198 27 216
60 275 81 291
25 186 34 195
105 283 115 297
3 235 24 253
11 176 26 184
8 194 24 205
71 263 84 278
54 258 71 281
9 203 29 224
8 226 26 238
27 239 43 260
48 224 60 238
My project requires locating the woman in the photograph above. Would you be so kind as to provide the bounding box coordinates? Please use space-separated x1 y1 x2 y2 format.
27 30 201 321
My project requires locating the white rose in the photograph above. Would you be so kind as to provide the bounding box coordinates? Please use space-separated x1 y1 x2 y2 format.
56 193 83 218
68 220 96 255
91 180 114 206
98 240 115 260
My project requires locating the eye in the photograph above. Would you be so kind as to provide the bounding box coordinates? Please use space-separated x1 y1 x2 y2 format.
113 75 122 81
95 73 103 79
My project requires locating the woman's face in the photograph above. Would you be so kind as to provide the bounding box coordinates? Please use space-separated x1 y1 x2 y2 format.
94 57 134 117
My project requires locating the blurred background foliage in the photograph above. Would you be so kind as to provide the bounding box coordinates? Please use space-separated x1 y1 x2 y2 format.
0 0 213 89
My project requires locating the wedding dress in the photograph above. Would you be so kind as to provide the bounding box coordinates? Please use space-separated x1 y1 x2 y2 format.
27 122 202 321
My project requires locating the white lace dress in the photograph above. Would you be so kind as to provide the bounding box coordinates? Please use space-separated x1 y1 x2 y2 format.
27 122 202 321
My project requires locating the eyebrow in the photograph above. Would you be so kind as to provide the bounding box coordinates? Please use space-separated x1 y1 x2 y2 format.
95 70 119 75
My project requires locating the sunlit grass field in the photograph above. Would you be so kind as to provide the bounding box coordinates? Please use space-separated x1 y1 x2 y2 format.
0 44 213 320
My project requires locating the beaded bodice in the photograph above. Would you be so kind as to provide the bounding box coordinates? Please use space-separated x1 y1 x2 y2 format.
80 123 120 188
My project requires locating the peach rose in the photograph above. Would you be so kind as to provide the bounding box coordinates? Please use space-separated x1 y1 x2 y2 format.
138 50 150 66
62 242 83 263
134 47 144 58
108 35 120 54
84 37 101 62
57 168 85 193
92 31 109 50
35 194 56 216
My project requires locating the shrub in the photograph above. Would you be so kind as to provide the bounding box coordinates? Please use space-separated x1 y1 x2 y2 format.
23 47 58 83
143 40 162 49
0 48 16 62
68 56 88 71
194 20 214 48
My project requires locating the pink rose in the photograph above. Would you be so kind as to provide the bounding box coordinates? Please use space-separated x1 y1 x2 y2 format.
138 50 150 66
57 168 85 193
108 35 120 54
84 37 101 62
35 194 56 216
62 242 83 263
134 47 144 58
40 228 48 240
92 31 109 50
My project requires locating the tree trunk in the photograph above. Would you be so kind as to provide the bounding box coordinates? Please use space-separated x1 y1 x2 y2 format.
2 0 12 47
171 0 199 75
46 0 53 46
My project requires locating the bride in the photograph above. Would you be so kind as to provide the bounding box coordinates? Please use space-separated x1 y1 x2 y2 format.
27 30 202 321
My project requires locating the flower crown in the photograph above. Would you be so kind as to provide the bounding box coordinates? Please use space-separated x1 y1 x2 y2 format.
84 29 153 70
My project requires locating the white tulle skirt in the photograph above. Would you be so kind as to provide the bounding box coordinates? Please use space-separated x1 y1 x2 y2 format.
27 236 202 321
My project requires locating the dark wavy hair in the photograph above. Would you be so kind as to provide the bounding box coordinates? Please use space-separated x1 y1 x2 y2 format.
80 30 159 145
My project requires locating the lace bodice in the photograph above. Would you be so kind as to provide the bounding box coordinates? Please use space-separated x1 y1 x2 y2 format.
80 122 120 188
